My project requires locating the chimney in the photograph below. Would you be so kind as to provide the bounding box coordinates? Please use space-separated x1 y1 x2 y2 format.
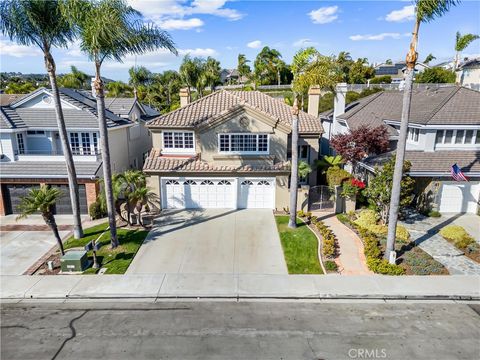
91 77 96 98
307 86 321 117
180 88 191 107
334 82 347 119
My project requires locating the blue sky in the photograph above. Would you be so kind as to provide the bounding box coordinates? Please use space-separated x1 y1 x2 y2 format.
1 0 479 82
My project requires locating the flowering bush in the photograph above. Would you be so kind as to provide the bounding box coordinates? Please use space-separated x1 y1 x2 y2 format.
341 178 365 198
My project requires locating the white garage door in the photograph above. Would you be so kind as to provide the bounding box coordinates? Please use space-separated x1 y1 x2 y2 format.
238 178 275 209
163 178 235 209
439 182 480 213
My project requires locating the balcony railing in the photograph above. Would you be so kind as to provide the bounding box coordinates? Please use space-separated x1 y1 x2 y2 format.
14 149 101 162
15 149 101 156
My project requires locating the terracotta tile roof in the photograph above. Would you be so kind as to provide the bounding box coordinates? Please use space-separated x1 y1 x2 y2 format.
147 90 322 134
143 152 290 173
339 86 480 127
361 150 480 175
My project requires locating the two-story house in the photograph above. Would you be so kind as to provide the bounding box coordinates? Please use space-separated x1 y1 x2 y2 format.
143 89 322 210
322 84 480 214
0 87 155 216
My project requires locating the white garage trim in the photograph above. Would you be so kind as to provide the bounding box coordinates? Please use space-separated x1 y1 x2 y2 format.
160 176 275 209
438 182 480 214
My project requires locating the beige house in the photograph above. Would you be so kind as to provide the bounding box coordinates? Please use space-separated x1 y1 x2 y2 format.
144 90 322 210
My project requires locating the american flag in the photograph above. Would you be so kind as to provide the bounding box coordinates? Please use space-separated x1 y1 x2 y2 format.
451 163 468 182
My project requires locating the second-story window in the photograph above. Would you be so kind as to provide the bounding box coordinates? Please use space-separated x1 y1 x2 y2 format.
70 133 80 155
218 133 269 154
81 133 91 155
16 133 25 154
163 131 194 151
92 133 99 154
435 129 480 146
407 127 419 143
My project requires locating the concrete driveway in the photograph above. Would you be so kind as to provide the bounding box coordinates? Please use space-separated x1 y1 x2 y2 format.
127 209 288 274
0 215 87 275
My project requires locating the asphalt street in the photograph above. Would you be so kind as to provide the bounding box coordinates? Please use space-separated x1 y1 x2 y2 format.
1 301 479 360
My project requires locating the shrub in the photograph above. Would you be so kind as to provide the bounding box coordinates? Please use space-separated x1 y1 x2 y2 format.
367 258 405 275
354 210 409 242
341 178 366 199
324 260 338 272
428 210 441 218
354 209 379 228
89 200 106 220
297 210 305 218
317 220 337 259
326 166 351 187
439 225 475 249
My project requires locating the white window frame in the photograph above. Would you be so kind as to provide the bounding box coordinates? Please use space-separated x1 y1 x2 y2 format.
217 133 269 155
162 131 195 154
435 129 480 148
16 133 26 154
407 127 420 143
69 132 98 155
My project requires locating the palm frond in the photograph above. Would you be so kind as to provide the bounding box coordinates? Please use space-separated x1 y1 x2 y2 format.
416 0 460 23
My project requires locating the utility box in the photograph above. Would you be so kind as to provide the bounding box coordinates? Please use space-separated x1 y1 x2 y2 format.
60 250 88 273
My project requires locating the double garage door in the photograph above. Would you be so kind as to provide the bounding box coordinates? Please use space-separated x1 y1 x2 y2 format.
161 177 275 209
3 184 88 214
438 182 480 214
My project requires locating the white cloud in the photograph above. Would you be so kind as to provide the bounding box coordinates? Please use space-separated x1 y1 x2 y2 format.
349 32 409 41
247 40 262 49
308 6 339 24
160 18 204 30
293 38 319 47
0 39 42 58
385 5 415 22
127 0 243 32
178 48 218 57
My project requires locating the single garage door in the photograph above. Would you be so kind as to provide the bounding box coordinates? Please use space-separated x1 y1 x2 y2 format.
238 178 275 209
3 184 88 215
439 182 480 213
163 178 236 209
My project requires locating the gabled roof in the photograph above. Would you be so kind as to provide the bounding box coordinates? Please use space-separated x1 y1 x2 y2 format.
1 87 131 130
338 86 480 127
458 58 480 70
147 90 322 134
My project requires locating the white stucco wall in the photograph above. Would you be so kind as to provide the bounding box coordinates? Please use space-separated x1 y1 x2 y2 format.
0 133 15 161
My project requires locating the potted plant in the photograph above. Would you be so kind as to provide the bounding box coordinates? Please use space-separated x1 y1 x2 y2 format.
341 178 365 213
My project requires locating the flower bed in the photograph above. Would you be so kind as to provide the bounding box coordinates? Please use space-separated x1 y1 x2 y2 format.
440 225 480 263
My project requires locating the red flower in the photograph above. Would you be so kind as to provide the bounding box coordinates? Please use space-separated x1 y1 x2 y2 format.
351 178 365 189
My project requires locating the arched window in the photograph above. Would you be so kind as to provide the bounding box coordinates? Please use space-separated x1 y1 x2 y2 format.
184 180 197 185
200 180 214 185
218 180 231 185
258 180 271 186
241 180 253 186
166 180 180 185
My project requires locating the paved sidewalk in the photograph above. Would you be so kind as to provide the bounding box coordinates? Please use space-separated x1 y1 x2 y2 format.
401 214 480 275
319 214 371 275
3 274 477 300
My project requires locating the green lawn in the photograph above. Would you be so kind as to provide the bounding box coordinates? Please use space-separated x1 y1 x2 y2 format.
64 222 148 274
275 216 323 274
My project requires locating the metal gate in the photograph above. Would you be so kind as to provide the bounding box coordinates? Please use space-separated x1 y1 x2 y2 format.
308 185 334 212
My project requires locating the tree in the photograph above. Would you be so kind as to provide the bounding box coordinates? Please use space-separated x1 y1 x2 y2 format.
4 81 36 93
386 0 459 264
1 0 84 239
364 157 415 225
330 125 390 170
106 81 133 97
254 46 284 85
423 53 436 64
454 31 479 70
128 65 151 99
415 67 455 83
385 59 393 65
132 185 158 226
179 55 202 99
237 54 251 85
63 0 177 248
314 155 344 174
348 58 375 84
58 65 89 89
288 51 341 228
298 161 312 180
369 75 392 84
17 185 66 255
202 57 221 92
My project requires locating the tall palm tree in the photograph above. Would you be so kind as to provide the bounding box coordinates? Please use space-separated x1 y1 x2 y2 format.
179 55 202 100
385 0 459 264
17 185 66 255
423 53 436 64
0 0 84 239
454 31 479 70
288 50 341 228
237 54 251 86
58 65 89 89
63 0 177 248
254 46 284 85
128 65 151 100
202 57 221 92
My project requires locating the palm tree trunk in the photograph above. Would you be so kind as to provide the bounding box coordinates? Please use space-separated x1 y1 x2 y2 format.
288 97 300 229
43 212 64 255
277 69 281 86
94 61 119 249
44 50 83 240
385 19 420 264
453 51 460 72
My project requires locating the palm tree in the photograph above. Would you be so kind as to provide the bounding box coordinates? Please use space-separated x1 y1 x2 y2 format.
63 0 177 248
237 54 251 86
128 65 151 100
179 55 203 100
423 53 436 64
288 50 341 228
202 57 221 93
454 31 479 70
58 65 89 89
118 170 146 225
315 155 344 174
385 0 459 264
17 185 66 255
254 46 284 85
132 186 158 227
0 0 84 239
106 81 133 97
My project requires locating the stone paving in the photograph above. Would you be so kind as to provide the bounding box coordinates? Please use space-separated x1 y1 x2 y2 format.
400 213 480 275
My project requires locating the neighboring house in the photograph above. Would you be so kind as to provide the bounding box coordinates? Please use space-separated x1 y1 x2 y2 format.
433 60 455 71
220 69 248 85
374 62 429 83
143 89 322 210
0 88 154 216
456 58 480 89
322 84 480 214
